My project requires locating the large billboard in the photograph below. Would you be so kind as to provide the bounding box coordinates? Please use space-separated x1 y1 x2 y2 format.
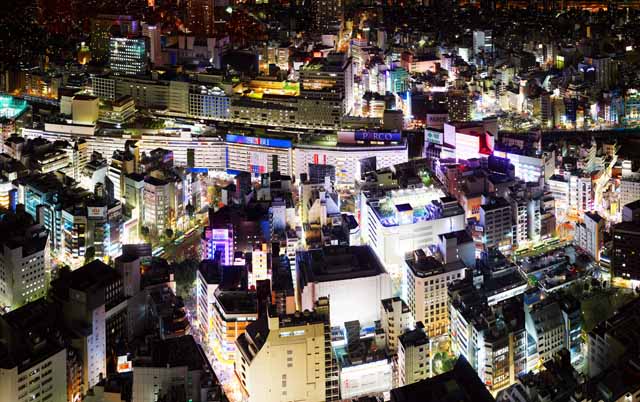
87 206 107 219
249 151 268 175
225 134 292 149
340 360 392 399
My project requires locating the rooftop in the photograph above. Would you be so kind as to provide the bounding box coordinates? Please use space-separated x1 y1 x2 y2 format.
390 356 495 402
406 254 466 279
297 245 387 286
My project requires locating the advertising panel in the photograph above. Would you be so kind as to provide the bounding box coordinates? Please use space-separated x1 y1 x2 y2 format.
340 360 392 399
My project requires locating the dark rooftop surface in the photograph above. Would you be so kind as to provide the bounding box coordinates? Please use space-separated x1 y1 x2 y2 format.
390 356 495 402
297 245 387 287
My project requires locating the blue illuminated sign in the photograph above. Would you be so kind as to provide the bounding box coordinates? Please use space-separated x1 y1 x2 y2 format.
226 134 292 149
354 131 402 142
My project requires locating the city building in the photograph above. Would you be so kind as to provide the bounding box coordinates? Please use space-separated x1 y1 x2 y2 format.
611 220 640 281
300 53 354 117
479 196 514 255
132 335 221 402
212 289 258 362
361 185 466 275
524 299 567 368
587 297 640 378
390 356 495 402
397 322 431 386
0 299 68 402
574 211 604 261
310 0 343 33
0 213 49 311
297 245 392 327
449 282 526 393
50 260 127 391
380 297 413 354
403 250 466 338
235 298 339 401
109 37 150 76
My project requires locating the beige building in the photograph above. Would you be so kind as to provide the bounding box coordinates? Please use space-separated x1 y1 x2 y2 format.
72 94 99 125
235 298 339 402
403 250 466 338
398 322 431 386
380 297 413 353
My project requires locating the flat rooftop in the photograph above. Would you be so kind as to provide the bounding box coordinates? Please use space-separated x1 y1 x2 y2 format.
406 255 466 278
297 245 387 285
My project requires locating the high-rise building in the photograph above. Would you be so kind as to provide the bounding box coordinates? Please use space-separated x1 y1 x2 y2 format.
300 53 353 117
132 335 220 402
310 0 343 33
0 214 49 311
0 300 68 402
587 297 640 378
611 220 640 281
397 322 431 386
449 282 527 393
202 225 234 264
472 30 493 61
186 0 215 37
212 289 258 362
50 260 127 391
141 23 162 66
403 250 466 338
446 89 471 122
143 176 172 236
380 297 413 354
109 37 149 76
296 245 392 327
479 197 514 255
574 211 604 262
524 300 567 368
390 356 495 402
235 297 339 401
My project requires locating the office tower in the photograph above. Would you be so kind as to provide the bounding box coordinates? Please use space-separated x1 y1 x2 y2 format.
449 283 527 392
587 298 640 378
622 199 640 223
132 335 220 402
446 89 471 122
380 297 413 353
186 0 215 37
525 300 566 366
611 220 640 281
196 260 221 345
143 176 171 236
0 215 49 310
300 52 353 117
235 297 339 401
141 23 162 66
574 212 604 262
472 30 493 60
50 260 126 391
403 250 466 338
0 300 68 402
212 289 258 361
620 171 640 208
296 245 392 327
109 37 149 76
584 56 617 90
479 197 514 255
398 322 431 386
310 0 343 33
390 356 495 402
